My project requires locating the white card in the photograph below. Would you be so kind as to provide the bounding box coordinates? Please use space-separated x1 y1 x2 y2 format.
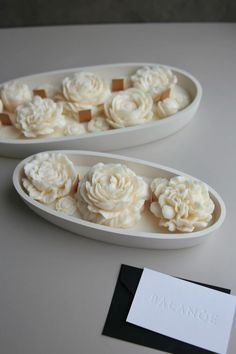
127 268 236 354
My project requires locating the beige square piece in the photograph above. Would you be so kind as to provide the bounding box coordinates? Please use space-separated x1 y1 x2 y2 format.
79 109 92 122
112 79 124 92
33 89 47 98
0 113 12 125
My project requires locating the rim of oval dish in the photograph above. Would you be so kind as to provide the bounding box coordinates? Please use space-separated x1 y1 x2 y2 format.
1 62 202 145
12 150 225 241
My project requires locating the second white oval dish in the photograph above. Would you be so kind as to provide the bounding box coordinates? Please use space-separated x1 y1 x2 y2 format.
1 63 202 158
13 151 225 249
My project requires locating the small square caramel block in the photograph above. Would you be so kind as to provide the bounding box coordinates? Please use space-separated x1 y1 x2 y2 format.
33 89 47 98
78 109 92 122
112 79 124 92
0 113 12 125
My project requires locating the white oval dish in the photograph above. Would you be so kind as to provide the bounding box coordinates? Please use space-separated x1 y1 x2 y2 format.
1 63 202 158
13 150 225 249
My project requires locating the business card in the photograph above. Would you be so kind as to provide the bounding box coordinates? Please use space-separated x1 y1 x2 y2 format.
127 268 236 354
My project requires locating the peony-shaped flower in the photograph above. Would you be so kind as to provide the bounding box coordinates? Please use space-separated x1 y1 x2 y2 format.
87 117 110 132
131 66 177 99
76 163 149 228
1 81 32 112
104 88 153 128
14 96 65 138
22 153 77 204
60 71 110 119
155 97 179 118
150 176 215 232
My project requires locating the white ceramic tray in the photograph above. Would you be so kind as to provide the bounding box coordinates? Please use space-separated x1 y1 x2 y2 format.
1 63 202 158
13 151 225 249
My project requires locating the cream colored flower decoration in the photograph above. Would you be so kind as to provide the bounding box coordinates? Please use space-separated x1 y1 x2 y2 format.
76 163 149 228
64 122 87 136
55 196 77 215
131 66 177 98
22 153 77 204
1 81 32 112
14 96 65 138
155 97 179 118
104 88 153 128
150 176 215 232
87 117 110 132
59 71 110 119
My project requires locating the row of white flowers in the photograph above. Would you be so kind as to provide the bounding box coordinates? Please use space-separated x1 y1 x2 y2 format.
0 66 191 138
22 153 214 233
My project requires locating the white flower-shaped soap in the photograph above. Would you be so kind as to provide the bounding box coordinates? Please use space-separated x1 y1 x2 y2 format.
87 117 110 132
155 97 179 118
1 81 32 112
22 153 77 204
60 72 110 119
64 122 87 136
131 66 177 98
55 196 77 215
150 176 215 232
104 88 153 128
76 163 149 228
14 96 65 138
170 85 191 110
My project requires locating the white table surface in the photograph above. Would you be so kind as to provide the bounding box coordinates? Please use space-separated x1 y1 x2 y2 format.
0 23 236 354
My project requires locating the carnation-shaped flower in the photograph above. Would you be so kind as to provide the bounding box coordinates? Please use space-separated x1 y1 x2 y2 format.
14 96 65 138
131 66 177 98
104 88 153 128
22 153 77 204
150 176 215 232
1 81 32 112
87 117 110 132
76 163 149 228
155 97 179 118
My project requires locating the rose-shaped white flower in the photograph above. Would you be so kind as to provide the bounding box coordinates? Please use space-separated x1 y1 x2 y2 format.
170 85 191 110
76 163 149 228
55 196 77 215
14 96 65 138
87 117 110 132
131 66 177 98
64 122 87 136
22 153 77 204
155 97 179 118
104 88 153 128
1 81 32 112
62 72 110 105
150 176 215 232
